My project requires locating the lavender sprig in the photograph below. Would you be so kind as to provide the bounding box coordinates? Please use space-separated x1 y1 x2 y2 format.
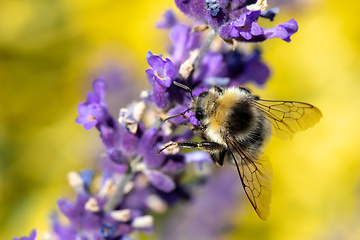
15 1 298 239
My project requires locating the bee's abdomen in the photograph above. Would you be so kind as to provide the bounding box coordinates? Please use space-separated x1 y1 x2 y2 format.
239 119 268 150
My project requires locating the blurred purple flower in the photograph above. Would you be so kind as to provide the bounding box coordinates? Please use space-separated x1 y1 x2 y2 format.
28 1 300 239
169 24 201 64
185 151 212 170
145 170 176 192
166 106 190 124
195 52 226 82
76 78 109 130
149 80 171 109
157 10 177 29
13 229 36 240
159 167 243 240
232 49 270 85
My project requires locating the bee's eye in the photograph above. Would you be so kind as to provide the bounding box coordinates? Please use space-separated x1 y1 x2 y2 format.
195 110 204 120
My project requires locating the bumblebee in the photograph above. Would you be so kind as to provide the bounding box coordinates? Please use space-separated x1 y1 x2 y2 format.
158 82 322 220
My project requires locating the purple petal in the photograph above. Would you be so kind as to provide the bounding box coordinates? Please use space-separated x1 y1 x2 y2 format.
242 59 270 85
147 55 165 70
247 10 261 22
57 198 84 229
192 88 209 97
230 25 240 38
164 58 176 78
106 148 127 164
120 186 152 210
52 219 77 240
85 92 100 104
82 211 102 231
137 127 159 156
158 167 243 240
166 105 190 124
169 24 191 63
250 22 262 36
145 68 154 76
189 113 201 126
100 156 128 176
150 81 170 109
240 31 252 40
195 52 226 81
99 123 119 148
119 128 139 157
161 155 186 173
233 12 247 27
116 223 134 236
145 170 175 192
185 151 212 170
144 148 166 169
156 76 172 88
92 78 107 106
82 119 98 130
263 19 298 42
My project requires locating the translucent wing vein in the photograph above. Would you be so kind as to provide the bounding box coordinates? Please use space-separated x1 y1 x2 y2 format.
252 99 322 140
226 138 273 220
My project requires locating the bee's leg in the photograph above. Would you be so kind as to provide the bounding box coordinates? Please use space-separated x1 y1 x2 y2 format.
158 141 224 152
158 141 226 166
210 149 227 167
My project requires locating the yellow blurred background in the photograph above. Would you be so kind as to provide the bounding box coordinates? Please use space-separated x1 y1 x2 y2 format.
1 0 360 239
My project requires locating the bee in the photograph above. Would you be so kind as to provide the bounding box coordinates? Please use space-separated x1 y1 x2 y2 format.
158 82 322 220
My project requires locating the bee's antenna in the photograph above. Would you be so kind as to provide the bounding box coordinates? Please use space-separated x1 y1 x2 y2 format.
163 108 191 122
173 81 193 99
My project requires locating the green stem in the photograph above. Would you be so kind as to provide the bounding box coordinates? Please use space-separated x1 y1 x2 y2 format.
103 168 134 212
188 28 217 81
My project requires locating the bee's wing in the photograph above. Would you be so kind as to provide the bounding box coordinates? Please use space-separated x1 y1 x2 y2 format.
226 138 273 220
252 99 322 140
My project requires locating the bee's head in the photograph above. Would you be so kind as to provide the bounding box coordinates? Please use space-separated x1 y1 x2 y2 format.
192 86 223 122
163 82 222 124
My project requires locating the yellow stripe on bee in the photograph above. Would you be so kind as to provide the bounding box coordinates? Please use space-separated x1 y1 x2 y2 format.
206 88 246 144
211 88 243 125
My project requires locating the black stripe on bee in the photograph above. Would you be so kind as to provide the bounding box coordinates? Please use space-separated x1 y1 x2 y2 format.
226 100 254 134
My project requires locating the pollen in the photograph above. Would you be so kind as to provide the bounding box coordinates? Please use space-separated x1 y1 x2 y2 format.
154 73 167 81
87 115 96 121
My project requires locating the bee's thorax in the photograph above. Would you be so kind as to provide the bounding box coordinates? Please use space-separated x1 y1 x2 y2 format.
193 86 271 148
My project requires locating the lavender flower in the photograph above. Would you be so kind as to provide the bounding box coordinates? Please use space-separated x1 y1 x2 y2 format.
76 78 108 130
175 0 298 43
13 230 36 240
18 1 301 239
157 10 177 29
229 10 263 40
146 53 176 88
